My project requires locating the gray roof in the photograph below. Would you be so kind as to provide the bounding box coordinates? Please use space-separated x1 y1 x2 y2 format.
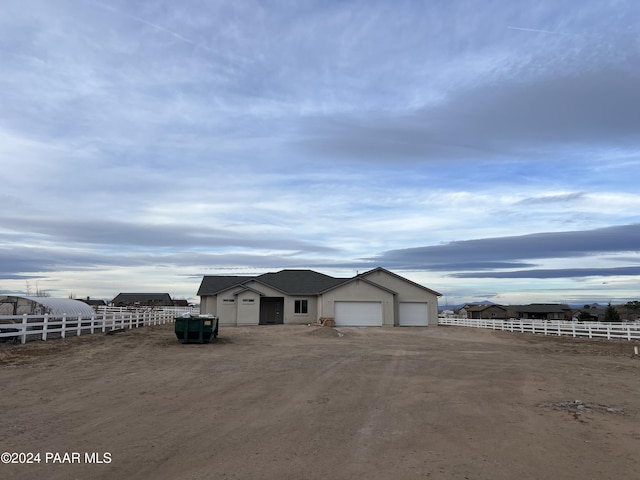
514 303 571 313
256 270 347 295
197 276 251 296
111 293 173 306
197 270 347 296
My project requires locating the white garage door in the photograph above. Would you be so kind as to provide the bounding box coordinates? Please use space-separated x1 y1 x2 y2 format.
334 301 383 326
399 302 429 326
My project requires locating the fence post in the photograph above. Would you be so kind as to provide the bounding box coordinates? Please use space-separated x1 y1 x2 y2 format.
588 324 592 339
42 313 49 341
606 325 611 340
61 315 67 339
90 314 95 334
21 314 28 344
77 315 82 336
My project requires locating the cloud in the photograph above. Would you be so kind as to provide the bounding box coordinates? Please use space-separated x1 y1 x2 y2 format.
370 224 640 273
0 215 336 252
515 192 586 205
452 266 640 279
295 67 640 164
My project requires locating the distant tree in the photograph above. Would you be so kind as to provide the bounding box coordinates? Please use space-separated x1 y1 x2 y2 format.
578 311 592 322
605 302 622 323
34 281 50 297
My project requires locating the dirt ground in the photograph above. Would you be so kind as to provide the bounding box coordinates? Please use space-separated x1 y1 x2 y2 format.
1 324 639 480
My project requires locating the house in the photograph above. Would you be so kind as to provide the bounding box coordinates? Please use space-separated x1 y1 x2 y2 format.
572 306 607 322
510 304 573 321
78 297 107 308
197 267 442 327
463 304 509 320
111 293 174 308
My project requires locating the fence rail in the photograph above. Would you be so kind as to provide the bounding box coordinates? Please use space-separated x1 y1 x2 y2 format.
0 308 186 344
438 317 640 341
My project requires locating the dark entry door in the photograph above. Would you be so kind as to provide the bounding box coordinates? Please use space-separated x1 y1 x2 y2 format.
259 297 284 325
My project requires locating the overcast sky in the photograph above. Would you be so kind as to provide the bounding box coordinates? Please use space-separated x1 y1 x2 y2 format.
2 0 639 305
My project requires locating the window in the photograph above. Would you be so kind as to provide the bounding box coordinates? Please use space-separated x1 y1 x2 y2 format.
295 299 308 314
242 298 255 304
223 298 235 304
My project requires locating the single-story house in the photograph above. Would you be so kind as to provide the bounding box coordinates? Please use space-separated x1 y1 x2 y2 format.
461 304 509 320
111 293 174 307
509 303 573 321
197 267 442 327
78 297 107 308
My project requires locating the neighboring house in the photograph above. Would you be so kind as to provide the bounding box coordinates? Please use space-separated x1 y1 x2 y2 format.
78 297 107 308
572 307 607 322
510 304 573 321
172 299 190 307
464 304 509 320
197 267 442 327
111 293 174 308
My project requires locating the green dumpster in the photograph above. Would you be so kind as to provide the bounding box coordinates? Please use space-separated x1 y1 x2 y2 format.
175 315 219 344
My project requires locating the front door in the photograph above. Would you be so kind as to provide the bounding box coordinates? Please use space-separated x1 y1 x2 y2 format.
259 297 284 325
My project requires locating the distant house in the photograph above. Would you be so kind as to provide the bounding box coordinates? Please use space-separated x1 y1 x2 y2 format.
510 304 572 321
198 267 441 327
463 304 509 320
78 297 107 308
572 307 606 322
172 299 189 307
111 293 173 308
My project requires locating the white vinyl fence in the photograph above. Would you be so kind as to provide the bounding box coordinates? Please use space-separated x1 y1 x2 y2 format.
438 317 640 341
0 308 187 344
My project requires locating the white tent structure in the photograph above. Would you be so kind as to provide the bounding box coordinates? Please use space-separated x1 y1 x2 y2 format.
0 296 95 317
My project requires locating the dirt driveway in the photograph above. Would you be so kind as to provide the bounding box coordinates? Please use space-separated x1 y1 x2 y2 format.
1 324 639 480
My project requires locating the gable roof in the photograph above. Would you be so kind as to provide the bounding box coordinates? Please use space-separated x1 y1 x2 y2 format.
197 268 440 297
256 270 347 295
358 267 443 296
318 274 399 295
111 293 173 306
465 304 507 313
197 276 248 296
197 270 347 296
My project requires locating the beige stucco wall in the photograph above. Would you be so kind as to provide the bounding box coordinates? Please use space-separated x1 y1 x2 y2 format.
236 290 260 326
283 296 318 325
200 295 217 316
215 287 240 326
319 279 395 326
361 270 440 326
